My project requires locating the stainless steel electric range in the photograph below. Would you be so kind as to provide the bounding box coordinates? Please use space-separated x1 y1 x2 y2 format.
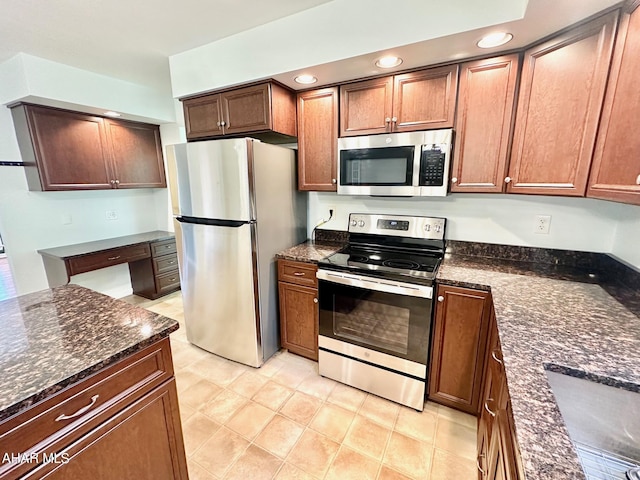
317 213 446 411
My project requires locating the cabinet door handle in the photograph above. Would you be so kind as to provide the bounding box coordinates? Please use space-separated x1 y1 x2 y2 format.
170 277 177 282
332 178 337 184
451 177 458 184
491 349 504 366
220 121 226 127
391 117 397 123
168 261 175 264
484 399 496 418
114 179 120 185
55 395 99 421
385 117 391 123
217 121 221 127
313 298 318 303
437 295 444 302
477 454 486 475
108 255 121 261
110 180 116 185
636 174 640 185
293 272 305 276
504 176 512 184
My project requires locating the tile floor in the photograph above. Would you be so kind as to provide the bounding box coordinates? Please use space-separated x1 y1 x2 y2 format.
121 291 478 480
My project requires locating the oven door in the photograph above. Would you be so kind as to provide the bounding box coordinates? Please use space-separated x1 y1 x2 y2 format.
317 270 433 366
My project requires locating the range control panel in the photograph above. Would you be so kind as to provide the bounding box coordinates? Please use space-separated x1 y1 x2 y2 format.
348 213 446 240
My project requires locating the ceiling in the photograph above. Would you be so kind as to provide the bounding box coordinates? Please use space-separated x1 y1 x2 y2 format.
1 0 623 96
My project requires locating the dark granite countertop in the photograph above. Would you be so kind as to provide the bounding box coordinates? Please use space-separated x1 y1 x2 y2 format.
0 284 179 422
438 252 640 480
275 240 345 264
38 230 175 259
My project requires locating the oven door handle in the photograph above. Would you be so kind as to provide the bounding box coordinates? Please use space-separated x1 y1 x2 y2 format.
316 270 433 299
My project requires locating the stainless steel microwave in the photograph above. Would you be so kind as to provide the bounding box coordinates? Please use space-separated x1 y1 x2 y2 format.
337 129 452 196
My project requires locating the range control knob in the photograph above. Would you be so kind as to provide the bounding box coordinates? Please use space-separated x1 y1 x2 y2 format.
424 224 431 231
435 225 442 233
358 220 365 227
350 220 357 227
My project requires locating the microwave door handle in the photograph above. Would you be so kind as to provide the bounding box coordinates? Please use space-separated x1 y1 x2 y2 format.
316 270 433 299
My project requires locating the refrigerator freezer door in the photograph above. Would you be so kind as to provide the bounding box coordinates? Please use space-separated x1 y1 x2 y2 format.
174 139 253 221
179 221 261 367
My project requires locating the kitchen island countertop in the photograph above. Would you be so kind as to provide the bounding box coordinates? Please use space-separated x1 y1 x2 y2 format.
0 284 179 422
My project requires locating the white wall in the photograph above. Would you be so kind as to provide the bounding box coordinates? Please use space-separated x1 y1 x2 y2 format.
610 203 640 269
0 55 179 297
309 193 624 254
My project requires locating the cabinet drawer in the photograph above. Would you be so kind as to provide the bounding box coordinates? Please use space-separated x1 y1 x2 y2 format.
156 270 180 294
68 244 150 276
153 253 179 274
0 339 173 479
278 259 318 287
151 240 176 257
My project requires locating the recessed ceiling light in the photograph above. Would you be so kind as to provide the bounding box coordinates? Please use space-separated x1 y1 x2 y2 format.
294 74 317 85
375 56 403 69
477 32 514 49
104 111 121 117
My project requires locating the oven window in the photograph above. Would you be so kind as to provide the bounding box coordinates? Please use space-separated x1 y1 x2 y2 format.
334 297 410 355
319 281 432 364
340 146 414 186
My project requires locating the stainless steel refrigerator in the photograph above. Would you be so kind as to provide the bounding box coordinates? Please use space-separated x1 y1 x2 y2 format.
168 138 307 367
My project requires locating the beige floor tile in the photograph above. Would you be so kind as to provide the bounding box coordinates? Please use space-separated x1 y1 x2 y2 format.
278 352 318 373
188 355 232 380
257 355 285 378
271 363 312 389
201 389 248 424
359 394 400 429
199 359 249 387
343 415 391 461
181 413 221 457
254 414 305 459
223 444 282 480
423 401 440 415
434 417 477 460
228 371 269 398
175 369 204 394
287 429 340 479
394 405 437 443
377 466 412 480
326 383 367 412
192 427 250 477
225 401 275 440
437 404 477 429
252 381 294 411
187 459 217 480
274 463 318 480
173 344 210 370
325 446 380 480
180 379 224 410
383 431 432 479
309 403 355 442
296 375 337 401
280 391 323 426
179 403 197 423
429 447 476 480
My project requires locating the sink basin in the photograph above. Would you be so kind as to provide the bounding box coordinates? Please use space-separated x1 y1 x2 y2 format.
545 368 640 479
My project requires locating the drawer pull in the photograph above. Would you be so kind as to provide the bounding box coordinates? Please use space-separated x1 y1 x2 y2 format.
491 350 503 365
170 277 177 282
484 399 496 418
107 255 121 261
293 272 305 276
477 454 486 474
165 245 172 249
55 395 99 421
169 261 175 264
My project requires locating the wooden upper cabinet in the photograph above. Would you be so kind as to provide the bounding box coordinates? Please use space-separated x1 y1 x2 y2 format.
297 87 339 191
588 3 640 205
452 55 519 193
508 11 618 196
105 119 166 188
11 104 165 191
340 76 393 136
392 65 458 132
428 284 492 415
339 65 457 137
182 81 296 141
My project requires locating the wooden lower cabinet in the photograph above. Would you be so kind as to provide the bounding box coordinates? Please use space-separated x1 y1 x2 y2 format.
428 284 492 414
130 238 181 300
277 259 318 361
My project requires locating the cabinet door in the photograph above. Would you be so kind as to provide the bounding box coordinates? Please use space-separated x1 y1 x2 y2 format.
221 83 271 135
23 380 188 480
428 285 491 414
453 55 519 193
297 87 338 191
278 282 318 360
183 94 223 140
22 106 112 190
588 4 640 205
340 76 393 136
392 65 458 132
508 12 618 196
105 119 166 188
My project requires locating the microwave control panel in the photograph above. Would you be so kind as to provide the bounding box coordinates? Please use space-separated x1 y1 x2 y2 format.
419 145 446 187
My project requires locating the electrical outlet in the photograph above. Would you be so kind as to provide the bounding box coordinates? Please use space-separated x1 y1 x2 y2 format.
534 215 551 234
105 210 118 220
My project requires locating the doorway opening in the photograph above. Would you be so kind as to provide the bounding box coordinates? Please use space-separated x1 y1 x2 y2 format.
0 231 17 301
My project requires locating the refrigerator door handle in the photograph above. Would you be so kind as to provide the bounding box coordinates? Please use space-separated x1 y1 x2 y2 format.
176 216 255 227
